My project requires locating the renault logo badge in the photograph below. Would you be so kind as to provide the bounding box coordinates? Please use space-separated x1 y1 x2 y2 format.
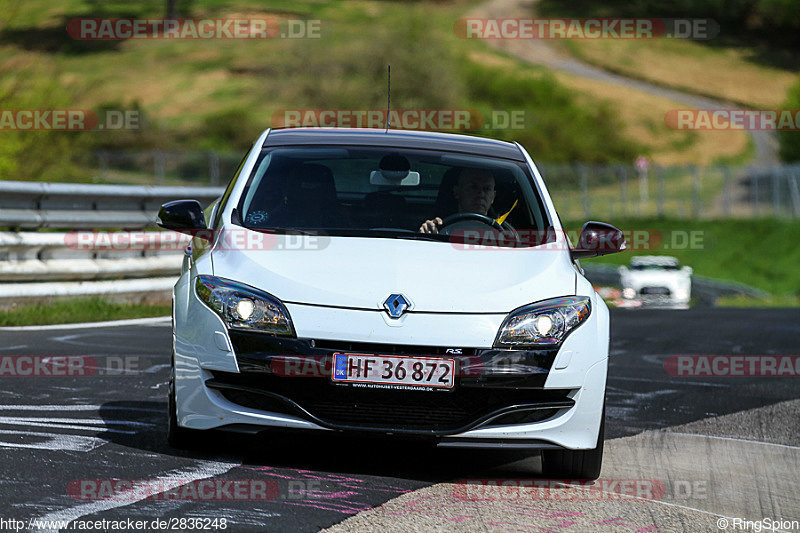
383 294 410 318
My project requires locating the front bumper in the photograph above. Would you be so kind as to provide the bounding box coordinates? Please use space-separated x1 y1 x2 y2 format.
208 331 575 433
173 280 608 450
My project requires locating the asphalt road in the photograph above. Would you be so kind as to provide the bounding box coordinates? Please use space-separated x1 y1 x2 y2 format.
0 308 798 532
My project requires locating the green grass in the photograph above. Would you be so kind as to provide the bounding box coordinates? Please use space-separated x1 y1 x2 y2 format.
534 0 800 141
716 294 800 308
548 165 730 220
571 218 800 298
0 297 170 326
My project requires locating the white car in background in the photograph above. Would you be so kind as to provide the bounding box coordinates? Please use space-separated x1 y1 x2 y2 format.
619 256 692 308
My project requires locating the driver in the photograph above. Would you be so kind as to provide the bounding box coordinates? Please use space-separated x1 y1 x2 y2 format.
419 168 496 234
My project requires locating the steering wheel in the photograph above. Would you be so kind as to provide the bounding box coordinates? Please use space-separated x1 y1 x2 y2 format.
438 213 522 246
440 212 503 231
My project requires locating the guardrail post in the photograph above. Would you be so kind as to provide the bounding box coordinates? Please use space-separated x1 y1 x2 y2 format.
209 152 220 187
638 165 648 214
753 169 760 217
579 164 590 219
619 165 628 218
772 168 781 217
657 165 665 217
691 164 700 218
154 151 166 186
98 151 108 182
789 171 800 219
722 165 732 217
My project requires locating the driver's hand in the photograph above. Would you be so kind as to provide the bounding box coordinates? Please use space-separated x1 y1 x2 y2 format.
419 217 443 234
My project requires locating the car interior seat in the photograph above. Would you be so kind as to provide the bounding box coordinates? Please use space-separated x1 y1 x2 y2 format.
362 191 408 229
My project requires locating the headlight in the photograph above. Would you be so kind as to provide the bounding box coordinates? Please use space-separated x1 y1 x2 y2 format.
622 288 636 299
494 296 591 348
195 275 294 336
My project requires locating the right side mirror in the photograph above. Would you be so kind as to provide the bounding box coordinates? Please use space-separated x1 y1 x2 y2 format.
571 221 626 261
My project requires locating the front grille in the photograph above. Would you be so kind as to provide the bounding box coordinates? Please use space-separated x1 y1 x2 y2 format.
209 371 573 434
311 339 477 356
639 286 671 296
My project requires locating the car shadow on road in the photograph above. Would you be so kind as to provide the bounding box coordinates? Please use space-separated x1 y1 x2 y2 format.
99 400 549 483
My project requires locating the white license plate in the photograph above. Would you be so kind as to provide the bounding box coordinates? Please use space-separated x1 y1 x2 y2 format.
331 353 455 389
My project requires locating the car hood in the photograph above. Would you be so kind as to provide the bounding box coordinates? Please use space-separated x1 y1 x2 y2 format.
210 231 576 313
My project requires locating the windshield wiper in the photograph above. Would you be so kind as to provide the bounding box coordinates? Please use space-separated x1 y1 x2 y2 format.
246 227 320 236
387 233 445 242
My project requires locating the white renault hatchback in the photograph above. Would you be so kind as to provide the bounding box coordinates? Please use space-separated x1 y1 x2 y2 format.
158 128 625 479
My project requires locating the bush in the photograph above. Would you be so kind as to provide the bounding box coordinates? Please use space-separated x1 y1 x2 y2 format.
538 0 800 48
778 78 800 162
462 63 641 164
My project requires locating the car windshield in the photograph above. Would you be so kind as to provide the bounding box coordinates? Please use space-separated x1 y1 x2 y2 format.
235 146 550 247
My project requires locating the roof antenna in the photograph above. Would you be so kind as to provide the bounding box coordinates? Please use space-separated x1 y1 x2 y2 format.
385 64 391 132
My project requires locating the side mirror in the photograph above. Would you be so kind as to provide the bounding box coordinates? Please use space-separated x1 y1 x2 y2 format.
571 221 626 261
156 199 210 239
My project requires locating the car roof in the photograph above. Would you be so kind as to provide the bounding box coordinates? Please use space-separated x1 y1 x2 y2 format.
262 128 526 161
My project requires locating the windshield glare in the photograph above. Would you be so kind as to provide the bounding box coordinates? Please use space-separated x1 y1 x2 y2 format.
236 146 550 247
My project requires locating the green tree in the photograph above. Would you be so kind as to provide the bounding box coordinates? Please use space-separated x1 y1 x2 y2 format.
778 78 800 162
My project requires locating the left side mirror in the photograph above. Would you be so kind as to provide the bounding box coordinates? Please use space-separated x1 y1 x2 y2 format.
156 199 209 238
571 221 626 261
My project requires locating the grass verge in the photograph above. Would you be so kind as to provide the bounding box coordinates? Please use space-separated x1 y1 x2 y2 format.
570 217 800 300
537 0 800 109
716 294 800 308
0 297 170 326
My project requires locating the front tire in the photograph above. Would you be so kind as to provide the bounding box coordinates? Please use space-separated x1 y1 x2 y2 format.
541 407 605 480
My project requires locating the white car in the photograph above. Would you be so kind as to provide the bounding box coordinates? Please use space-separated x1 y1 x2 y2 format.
619 256 692 308
157 128 625 479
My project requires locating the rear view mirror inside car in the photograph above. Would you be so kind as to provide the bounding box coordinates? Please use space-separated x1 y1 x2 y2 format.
369 169 421 186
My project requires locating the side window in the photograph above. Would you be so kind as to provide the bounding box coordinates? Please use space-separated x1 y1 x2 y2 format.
213 154 248 229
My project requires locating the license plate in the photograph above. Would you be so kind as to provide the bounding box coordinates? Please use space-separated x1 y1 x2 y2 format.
331 353 455 389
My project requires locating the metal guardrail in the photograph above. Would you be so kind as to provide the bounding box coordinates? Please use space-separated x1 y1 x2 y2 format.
0 177 785 304
0 180 223 229
0 231 190 281
0 181 222 302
